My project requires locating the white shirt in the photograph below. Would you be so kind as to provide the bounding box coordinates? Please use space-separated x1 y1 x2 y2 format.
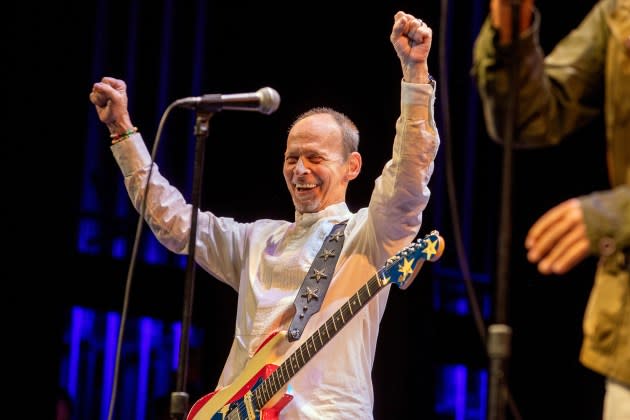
112 80 439 419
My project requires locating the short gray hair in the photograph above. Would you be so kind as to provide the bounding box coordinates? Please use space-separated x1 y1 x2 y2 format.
289 107 360 159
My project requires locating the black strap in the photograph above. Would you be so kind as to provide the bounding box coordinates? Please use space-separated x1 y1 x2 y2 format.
287 221 347 342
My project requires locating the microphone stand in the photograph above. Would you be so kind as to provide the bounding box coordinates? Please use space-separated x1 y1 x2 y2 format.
487 1 520 419
170 110 214 420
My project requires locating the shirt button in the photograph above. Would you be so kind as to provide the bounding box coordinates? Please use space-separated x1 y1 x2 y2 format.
599 237 616 257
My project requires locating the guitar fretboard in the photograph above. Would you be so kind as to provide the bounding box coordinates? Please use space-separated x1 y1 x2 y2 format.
247 235 437 411
252 269 389 407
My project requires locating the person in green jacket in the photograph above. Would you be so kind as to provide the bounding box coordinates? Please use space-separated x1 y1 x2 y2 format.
472 0 629 418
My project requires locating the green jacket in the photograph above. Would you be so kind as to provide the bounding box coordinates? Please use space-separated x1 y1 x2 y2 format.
472 0 630 386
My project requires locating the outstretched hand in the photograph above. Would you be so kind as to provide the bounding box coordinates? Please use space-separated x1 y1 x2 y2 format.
89 77 135 136
390 11 432 84
525 198 590 275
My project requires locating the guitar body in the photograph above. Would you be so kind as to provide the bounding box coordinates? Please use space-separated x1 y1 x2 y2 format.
187 331 293 420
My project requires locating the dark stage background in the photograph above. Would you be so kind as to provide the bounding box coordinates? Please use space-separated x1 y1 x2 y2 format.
8 0 609 419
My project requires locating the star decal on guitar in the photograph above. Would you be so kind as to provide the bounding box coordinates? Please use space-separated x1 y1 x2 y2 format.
302 287 320 303
397 257 415 280
423 237 439 261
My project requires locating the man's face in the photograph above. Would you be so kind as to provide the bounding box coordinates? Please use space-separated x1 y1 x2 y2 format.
283 113 360 214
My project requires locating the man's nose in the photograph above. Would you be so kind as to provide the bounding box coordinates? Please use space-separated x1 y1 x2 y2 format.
295 158 310 174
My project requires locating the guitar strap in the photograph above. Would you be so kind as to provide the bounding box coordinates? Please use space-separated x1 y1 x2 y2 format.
287 220 347 342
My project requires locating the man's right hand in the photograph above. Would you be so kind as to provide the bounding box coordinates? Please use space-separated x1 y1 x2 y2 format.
390 11 432 84
89 77 135 137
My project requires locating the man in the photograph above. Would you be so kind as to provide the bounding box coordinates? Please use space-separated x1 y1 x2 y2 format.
89 10 439 419
472 0 630 418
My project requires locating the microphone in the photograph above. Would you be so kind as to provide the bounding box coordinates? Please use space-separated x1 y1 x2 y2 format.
173 87 281 115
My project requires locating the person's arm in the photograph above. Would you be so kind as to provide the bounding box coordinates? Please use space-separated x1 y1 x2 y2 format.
89 77 246 289
471 0 611 148
362 12 440 263
525 185 630 274
581 185 630 256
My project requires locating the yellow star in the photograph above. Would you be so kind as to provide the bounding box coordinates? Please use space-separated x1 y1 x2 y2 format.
423 238 438 261
381 275 392 285
398 257 415 280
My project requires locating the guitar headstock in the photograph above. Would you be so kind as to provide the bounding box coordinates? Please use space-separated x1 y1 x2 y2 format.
381 230 444 290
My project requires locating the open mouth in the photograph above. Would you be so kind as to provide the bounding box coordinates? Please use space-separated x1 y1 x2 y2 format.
295 183 317 192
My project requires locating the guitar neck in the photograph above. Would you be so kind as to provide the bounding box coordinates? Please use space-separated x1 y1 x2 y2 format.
253 273 387 407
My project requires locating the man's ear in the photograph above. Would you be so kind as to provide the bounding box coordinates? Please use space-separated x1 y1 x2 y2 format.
346 152 362 181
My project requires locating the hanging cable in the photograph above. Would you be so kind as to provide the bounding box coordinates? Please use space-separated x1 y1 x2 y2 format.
106 102 179 420
436 1 521 418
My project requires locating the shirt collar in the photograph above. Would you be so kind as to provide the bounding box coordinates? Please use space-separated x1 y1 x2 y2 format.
294 202 351 227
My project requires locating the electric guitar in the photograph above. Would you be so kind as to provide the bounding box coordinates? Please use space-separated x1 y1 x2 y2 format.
187 230 444 420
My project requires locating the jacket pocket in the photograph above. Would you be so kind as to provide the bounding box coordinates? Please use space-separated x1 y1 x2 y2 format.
582 254 629 351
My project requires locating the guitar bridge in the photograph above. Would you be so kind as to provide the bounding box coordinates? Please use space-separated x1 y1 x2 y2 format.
243 390 257 419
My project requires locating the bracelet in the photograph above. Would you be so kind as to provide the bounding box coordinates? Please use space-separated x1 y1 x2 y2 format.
110 127 138 145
